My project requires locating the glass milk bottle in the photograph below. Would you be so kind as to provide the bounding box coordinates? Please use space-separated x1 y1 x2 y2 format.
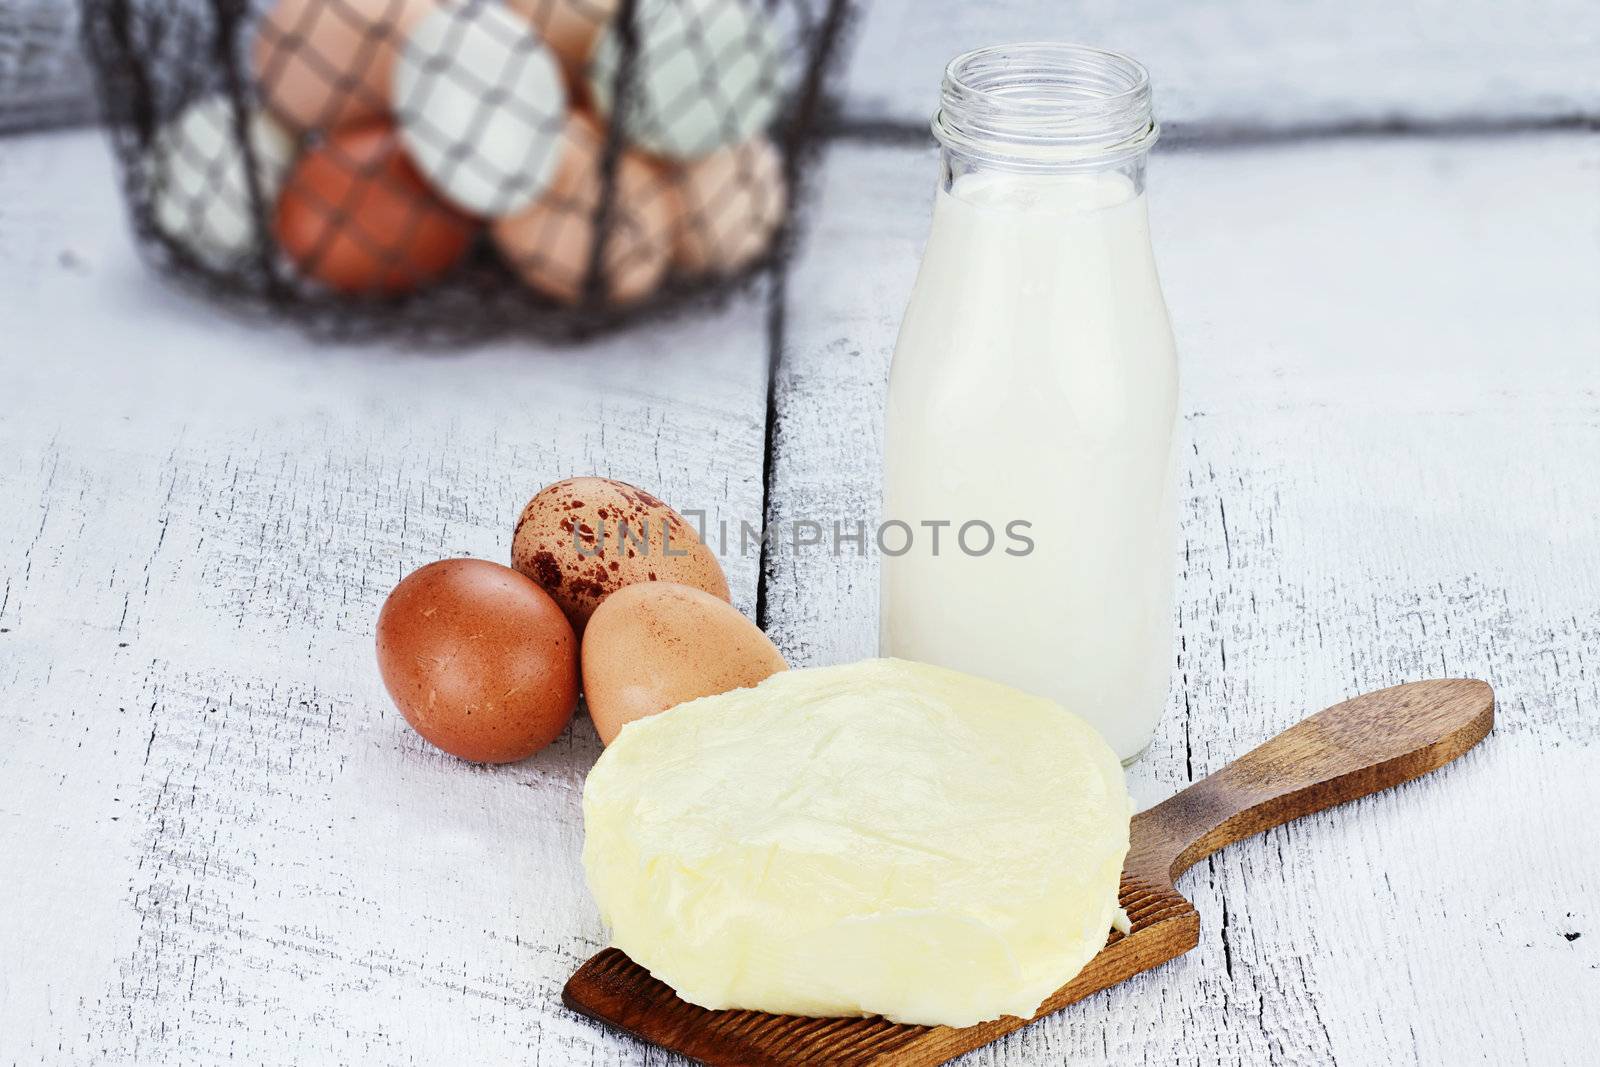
880 43 1178 763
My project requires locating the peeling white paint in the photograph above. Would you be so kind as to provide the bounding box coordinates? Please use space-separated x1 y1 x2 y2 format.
767 134 1600 1065
2 68 1598 1067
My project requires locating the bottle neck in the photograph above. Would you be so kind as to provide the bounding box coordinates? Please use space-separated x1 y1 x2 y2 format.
933 43 1158 177
940 149 1149 204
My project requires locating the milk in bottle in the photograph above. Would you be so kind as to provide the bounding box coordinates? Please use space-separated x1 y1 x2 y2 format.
880 44 1178 762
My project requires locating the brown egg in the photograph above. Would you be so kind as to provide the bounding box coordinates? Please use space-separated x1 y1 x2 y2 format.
376 558 579 763
491 112 680 305
673 137 787 275
511 476 729 635
253 0 435 132
582 582 786 744
507 0 618 79
275 123 476 295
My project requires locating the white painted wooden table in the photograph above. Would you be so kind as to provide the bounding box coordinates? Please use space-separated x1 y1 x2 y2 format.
3 3 1599 1063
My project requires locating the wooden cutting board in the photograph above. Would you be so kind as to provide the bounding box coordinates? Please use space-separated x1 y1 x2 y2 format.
564 679 1494 1065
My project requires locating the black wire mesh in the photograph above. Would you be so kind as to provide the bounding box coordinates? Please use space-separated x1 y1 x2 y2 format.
80 0 853 343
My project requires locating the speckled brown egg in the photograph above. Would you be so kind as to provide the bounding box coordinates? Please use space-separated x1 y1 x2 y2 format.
376 558 579 763
581 582 786 744
511 477 729 635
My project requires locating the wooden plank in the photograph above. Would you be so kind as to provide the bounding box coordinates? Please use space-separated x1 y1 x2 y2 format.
767 131 1600 1063
2 38 1598 1067
0 127 768 1064
0 0 95 133
840 0 1600 132
8 0 1600 136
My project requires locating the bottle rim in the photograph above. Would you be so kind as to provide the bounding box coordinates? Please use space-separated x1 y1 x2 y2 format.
933 42 1159 169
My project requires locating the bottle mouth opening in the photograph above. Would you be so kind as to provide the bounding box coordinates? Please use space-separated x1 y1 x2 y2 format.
933 43 1159 167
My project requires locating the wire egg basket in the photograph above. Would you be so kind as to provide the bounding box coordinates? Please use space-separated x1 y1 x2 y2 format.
80 0 853 342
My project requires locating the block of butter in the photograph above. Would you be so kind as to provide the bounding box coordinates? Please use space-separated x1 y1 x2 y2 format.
581 658 1132 1027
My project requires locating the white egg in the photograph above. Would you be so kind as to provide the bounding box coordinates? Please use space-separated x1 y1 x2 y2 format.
151 95 294 267
393 2 569 217
588 0 781 161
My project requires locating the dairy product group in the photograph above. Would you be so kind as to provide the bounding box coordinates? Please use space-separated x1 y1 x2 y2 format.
370 39 1175 1035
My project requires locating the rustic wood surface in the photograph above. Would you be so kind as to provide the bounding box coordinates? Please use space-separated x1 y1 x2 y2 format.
0 0 95 132
563 682 1496 1066
839 0 1600 133
0 128 773 1065
6 0 1600 136
3 2 1599 1063
765 130 1600 1064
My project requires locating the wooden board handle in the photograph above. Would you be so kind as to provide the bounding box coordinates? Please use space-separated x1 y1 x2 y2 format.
1125 680 1494 887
